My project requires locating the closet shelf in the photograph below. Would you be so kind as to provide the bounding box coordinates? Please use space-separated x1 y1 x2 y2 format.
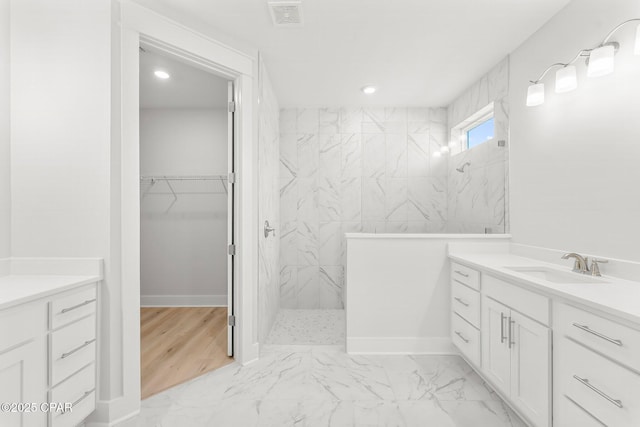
140 175 229 208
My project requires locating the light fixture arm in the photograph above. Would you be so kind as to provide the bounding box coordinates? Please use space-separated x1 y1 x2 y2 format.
529 18 639 84
602 18 640 45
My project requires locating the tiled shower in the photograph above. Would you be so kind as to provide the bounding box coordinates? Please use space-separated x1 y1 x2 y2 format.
276 58 509 312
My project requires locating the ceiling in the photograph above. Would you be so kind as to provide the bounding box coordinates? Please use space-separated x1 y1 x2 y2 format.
140 48 230 109
134 0 571 107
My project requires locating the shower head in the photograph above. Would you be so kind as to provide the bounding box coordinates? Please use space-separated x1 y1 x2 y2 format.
456 162 471 173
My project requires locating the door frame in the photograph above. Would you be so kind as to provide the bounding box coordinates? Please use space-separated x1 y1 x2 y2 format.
116 1 259 421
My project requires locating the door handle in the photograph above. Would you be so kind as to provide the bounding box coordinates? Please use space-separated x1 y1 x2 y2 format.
508 317 515 348
500 312 507 344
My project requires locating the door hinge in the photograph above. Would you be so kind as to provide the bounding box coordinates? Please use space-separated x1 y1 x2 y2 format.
228 315 236 327
228 172 236 184
228 244 236 256
228 101 236 113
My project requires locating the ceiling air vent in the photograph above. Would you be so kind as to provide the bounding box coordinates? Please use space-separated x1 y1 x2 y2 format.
268 1 303 27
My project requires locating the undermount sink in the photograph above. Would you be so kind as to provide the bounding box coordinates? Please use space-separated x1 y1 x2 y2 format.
505 266 607 284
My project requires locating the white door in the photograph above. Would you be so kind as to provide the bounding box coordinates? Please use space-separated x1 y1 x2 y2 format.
509 310 551 427
0 339 47 427
226 81 235 357
481 297 511 396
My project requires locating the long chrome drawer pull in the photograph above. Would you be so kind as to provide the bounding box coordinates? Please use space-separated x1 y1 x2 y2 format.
61 339 96 359
61 299 97 314
500 312 506 344
454 270 469 278
508 317 515 348
573 375 623 408
572 323 623 346
565 395 608 427
72 388 95 407
454 331 469 343
454 297 469 307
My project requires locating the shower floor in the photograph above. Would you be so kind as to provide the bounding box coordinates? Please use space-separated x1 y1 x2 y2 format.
265 309 345 345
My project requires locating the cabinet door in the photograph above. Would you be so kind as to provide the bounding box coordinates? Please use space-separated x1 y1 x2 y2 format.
0 338 47 427
481 296 511 396
509 310 551 427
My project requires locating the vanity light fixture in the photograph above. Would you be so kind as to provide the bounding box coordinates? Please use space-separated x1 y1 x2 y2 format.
526 18 640 106
154 70 170 79
361 85 377 95
555 65 578 93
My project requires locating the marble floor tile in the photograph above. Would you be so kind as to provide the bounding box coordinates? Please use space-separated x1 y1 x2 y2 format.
122 313 526 427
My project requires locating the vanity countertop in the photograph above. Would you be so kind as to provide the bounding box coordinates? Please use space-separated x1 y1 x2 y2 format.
0 275 100 310
449 252 640 325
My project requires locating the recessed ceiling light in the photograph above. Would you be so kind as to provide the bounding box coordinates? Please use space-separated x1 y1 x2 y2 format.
154 70 170 79
361 86 377 95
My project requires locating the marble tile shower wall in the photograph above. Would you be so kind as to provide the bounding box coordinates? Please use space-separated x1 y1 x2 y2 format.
258 62 281 342
447 57 510 234
279 107 448 309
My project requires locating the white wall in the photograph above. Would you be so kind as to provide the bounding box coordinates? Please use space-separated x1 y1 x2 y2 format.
140 108 228 305
345 234 510 354
0 0 9 259
509 0 640 262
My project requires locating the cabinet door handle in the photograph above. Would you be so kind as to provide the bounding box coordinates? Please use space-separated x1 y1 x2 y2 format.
454 297 469 307
500 312 507 344
573 375 623 408
61 299 96 314
454 270 469 278
61 339 96 359
572 323 623 346
454 331 469 343
508 317 515 348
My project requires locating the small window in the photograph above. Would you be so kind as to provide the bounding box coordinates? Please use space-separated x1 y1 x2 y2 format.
466 117 494 149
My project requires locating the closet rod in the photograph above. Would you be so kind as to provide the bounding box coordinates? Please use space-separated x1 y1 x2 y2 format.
140 175 228 181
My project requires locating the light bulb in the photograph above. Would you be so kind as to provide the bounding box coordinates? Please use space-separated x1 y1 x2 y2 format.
440 146 450 154
587 45 615 78
433 151 442 158
526 83 545 107
361 86 377 94
555 65 577 93
635 23 640 55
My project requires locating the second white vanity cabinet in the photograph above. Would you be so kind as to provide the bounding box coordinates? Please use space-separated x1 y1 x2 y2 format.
0 280 98 427
482 275 551 427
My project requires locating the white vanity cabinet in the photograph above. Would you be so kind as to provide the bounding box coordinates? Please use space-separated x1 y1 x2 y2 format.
481 275 551 427
0 303 48 427
0 282 98 427
554 302 640 427
450 262 482 367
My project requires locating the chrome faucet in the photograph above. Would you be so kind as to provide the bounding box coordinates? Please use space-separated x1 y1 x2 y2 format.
561 253 590 274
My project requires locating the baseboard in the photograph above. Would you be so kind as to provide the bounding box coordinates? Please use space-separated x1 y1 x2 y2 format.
346 337 455 355
140 294 227 307
85 397 140 427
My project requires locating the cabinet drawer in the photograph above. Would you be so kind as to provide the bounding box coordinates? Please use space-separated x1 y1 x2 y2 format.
451 280 480 327
555 395 607 427
556 302 640 373
451 262 480 291
50 363 96 427
51 315 96 386
556 338 640 427
452 312 480 367
0 302 45 353
483 274 549 326
50 285 97 330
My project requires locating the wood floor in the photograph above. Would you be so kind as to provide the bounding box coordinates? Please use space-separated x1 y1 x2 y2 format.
141 307 233 399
